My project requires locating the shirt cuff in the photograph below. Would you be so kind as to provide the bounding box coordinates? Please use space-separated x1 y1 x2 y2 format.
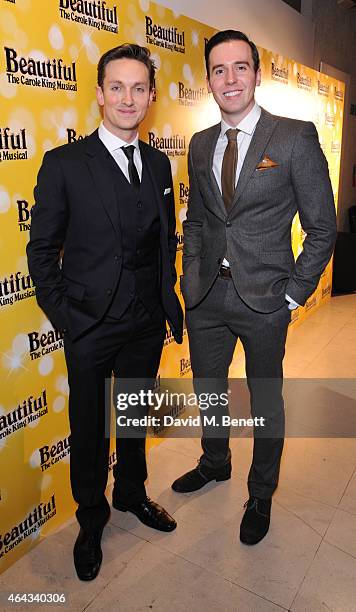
285 294 300 310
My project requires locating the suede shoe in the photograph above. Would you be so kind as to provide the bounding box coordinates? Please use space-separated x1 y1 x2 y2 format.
239 497 272 545
73 528 103 581
172 461 231 493
113 497 176 532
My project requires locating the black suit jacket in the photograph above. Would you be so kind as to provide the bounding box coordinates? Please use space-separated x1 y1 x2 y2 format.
27 130 183 342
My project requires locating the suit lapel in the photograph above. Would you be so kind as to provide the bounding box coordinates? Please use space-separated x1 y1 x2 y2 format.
85 130 121 235
140 141 168 235
229 109 278 216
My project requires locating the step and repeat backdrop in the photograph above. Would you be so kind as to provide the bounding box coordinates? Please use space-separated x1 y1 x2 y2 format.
0 0 344 572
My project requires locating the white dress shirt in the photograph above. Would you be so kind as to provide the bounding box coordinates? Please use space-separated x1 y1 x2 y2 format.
213 104 298 309
213 102 261 192
215 103 260 268
98 121 142 181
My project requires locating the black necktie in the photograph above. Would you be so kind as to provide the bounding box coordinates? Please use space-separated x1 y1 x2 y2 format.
122 145 140 189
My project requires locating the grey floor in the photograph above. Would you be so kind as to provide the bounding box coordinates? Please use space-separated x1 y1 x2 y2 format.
1 295 356 612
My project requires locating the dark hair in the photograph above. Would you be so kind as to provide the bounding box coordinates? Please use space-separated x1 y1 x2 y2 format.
97 43 156 89
205 30 260 76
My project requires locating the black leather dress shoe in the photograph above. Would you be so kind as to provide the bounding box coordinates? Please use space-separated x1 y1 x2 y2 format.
239 497 272 545
171 462 231 493
73 528 103 581
113 497 177 532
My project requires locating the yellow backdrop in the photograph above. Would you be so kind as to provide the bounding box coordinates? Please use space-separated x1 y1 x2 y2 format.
0 0 344 572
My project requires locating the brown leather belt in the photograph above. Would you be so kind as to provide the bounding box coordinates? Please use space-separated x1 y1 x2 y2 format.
219 265 232 279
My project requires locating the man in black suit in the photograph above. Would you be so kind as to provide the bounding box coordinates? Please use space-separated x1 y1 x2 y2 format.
172 30 336 545
27 44 183 581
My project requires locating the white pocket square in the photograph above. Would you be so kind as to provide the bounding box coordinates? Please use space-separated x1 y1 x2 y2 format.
164 187 171 195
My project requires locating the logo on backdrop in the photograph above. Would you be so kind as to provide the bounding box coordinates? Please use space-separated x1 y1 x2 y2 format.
271 62 289 85
331 140 341 153
180 357 191 377
305 296 317 311
59 0 118 34
67 128 87 143
297 72 312 91
164 323 186 347
39 435 70 472
0 494 56 559
108 450 117 472
2 0 16 4
322 285 331 299
3 47 78 91
17 199 32 232
334 86 343 101
176 231 183 252
148 132 186 158
164 327 175 346
318 80 330 97
0 390 48 441
290 308 299 325
0 127 28 162
179 182 189 206
27 328 64 361
177 81 209 107
145 16 185 54
325 112 335 127
0 271 35 308
319 137 326 154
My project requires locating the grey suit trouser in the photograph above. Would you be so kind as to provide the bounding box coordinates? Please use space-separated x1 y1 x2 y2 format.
185 275 291 499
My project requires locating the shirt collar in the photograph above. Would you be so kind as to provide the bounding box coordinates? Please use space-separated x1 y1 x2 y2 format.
98 121 139 152
220 102 261 138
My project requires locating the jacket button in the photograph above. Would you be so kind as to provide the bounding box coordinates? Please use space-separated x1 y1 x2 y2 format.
226 221 232 227
137 227 142 232
137 201 143 209
114 255 119 261
107 289 112 296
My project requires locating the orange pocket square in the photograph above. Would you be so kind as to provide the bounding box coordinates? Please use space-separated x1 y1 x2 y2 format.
256 155 279 170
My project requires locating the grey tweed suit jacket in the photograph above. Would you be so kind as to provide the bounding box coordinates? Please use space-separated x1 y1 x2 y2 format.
181 107 337 313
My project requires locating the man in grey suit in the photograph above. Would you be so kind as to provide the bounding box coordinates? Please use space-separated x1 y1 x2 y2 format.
172 30 337 545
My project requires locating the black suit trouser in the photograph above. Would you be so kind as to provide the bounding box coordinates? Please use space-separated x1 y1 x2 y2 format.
185 276 291 499
63 296 165 533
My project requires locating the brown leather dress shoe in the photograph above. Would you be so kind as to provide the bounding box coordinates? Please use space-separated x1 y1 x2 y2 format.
113 497 177 532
